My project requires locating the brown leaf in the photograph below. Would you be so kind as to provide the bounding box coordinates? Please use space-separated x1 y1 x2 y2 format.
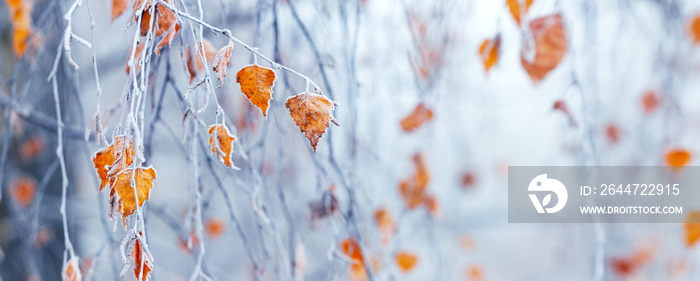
641 90 660 114
285 92 337 151
478 36 500 73
309 187 339 220
111 0 128 22
185 40 216 83
400 103 433 132
237 65 276 116
208 124 236 167
506 0 534 26
212 42 234 88
521 14 567 84
126 40 145 75
92 136 134 191
155 23 179 55
113 167 156 222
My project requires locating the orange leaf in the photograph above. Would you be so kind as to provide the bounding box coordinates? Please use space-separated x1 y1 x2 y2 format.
155 23 179 55
12 25 32 58
521 14 567 84
641 90 660 114
465 264 486 281
689 14 700 43
285 92 337 151
91 136 134 191
139 1 175 37
208 124 236 167
666 149 691 167
20 134 45 161
126 40 145 75
62 257 81 281
185 40 217 83
605 123 621 144
374 207 396 244
424 194 439 217
478 36 500 73
395 251 418 273
398 153 432 209
506 0 534 26
400 103 433 132
111 0 127 22
237 65 276 116
132 235 153 281
113 167 156 222
10 176 36 208
7 0 33 58
684 211 700 247
552 99 576 126
212 42 234 88
341 238 364 265
205 218 225 239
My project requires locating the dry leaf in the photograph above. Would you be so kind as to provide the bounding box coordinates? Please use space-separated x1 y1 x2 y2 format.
398 153 432 209
237 65 276 116
521 14 567 84
309 187 339 220
685 211 700 247
205 218 225 239
208 125 236 167
62 257 82 281
461 171 477 188
642 90 660 114
374 207 396 245
113 167 156 222
395 251 418 273
666 149 691 167
605 123 621 144
185 40 216 83
690 14 700 43
506 0 534 26
132 236 153 281
400 103 433 132
111 0 128 22
126 41 145 75
285 92 337 151
10 176 36 208
213 42 234 88
155 23 179 55
92 136 134 191
20 135 45 161
552 99 576 126
7 0 33 58
478 36 500 73
341 238 364 266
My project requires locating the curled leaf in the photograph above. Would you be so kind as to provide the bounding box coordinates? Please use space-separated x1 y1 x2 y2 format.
478 35 500 73
208 125 236 167
185 40 216 83
113 167 157 222
212 42 234 88
400 103 433 132
237 65 276 116
132 235 153 281
126 41 145 75
285 92 337 151
521 14 567 84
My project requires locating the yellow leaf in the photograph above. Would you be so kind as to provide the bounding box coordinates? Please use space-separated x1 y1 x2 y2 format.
208 125 236 167
113 167 156 222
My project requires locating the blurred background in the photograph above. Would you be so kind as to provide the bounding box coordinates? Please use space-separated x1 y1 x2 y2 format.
2 0 700 280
